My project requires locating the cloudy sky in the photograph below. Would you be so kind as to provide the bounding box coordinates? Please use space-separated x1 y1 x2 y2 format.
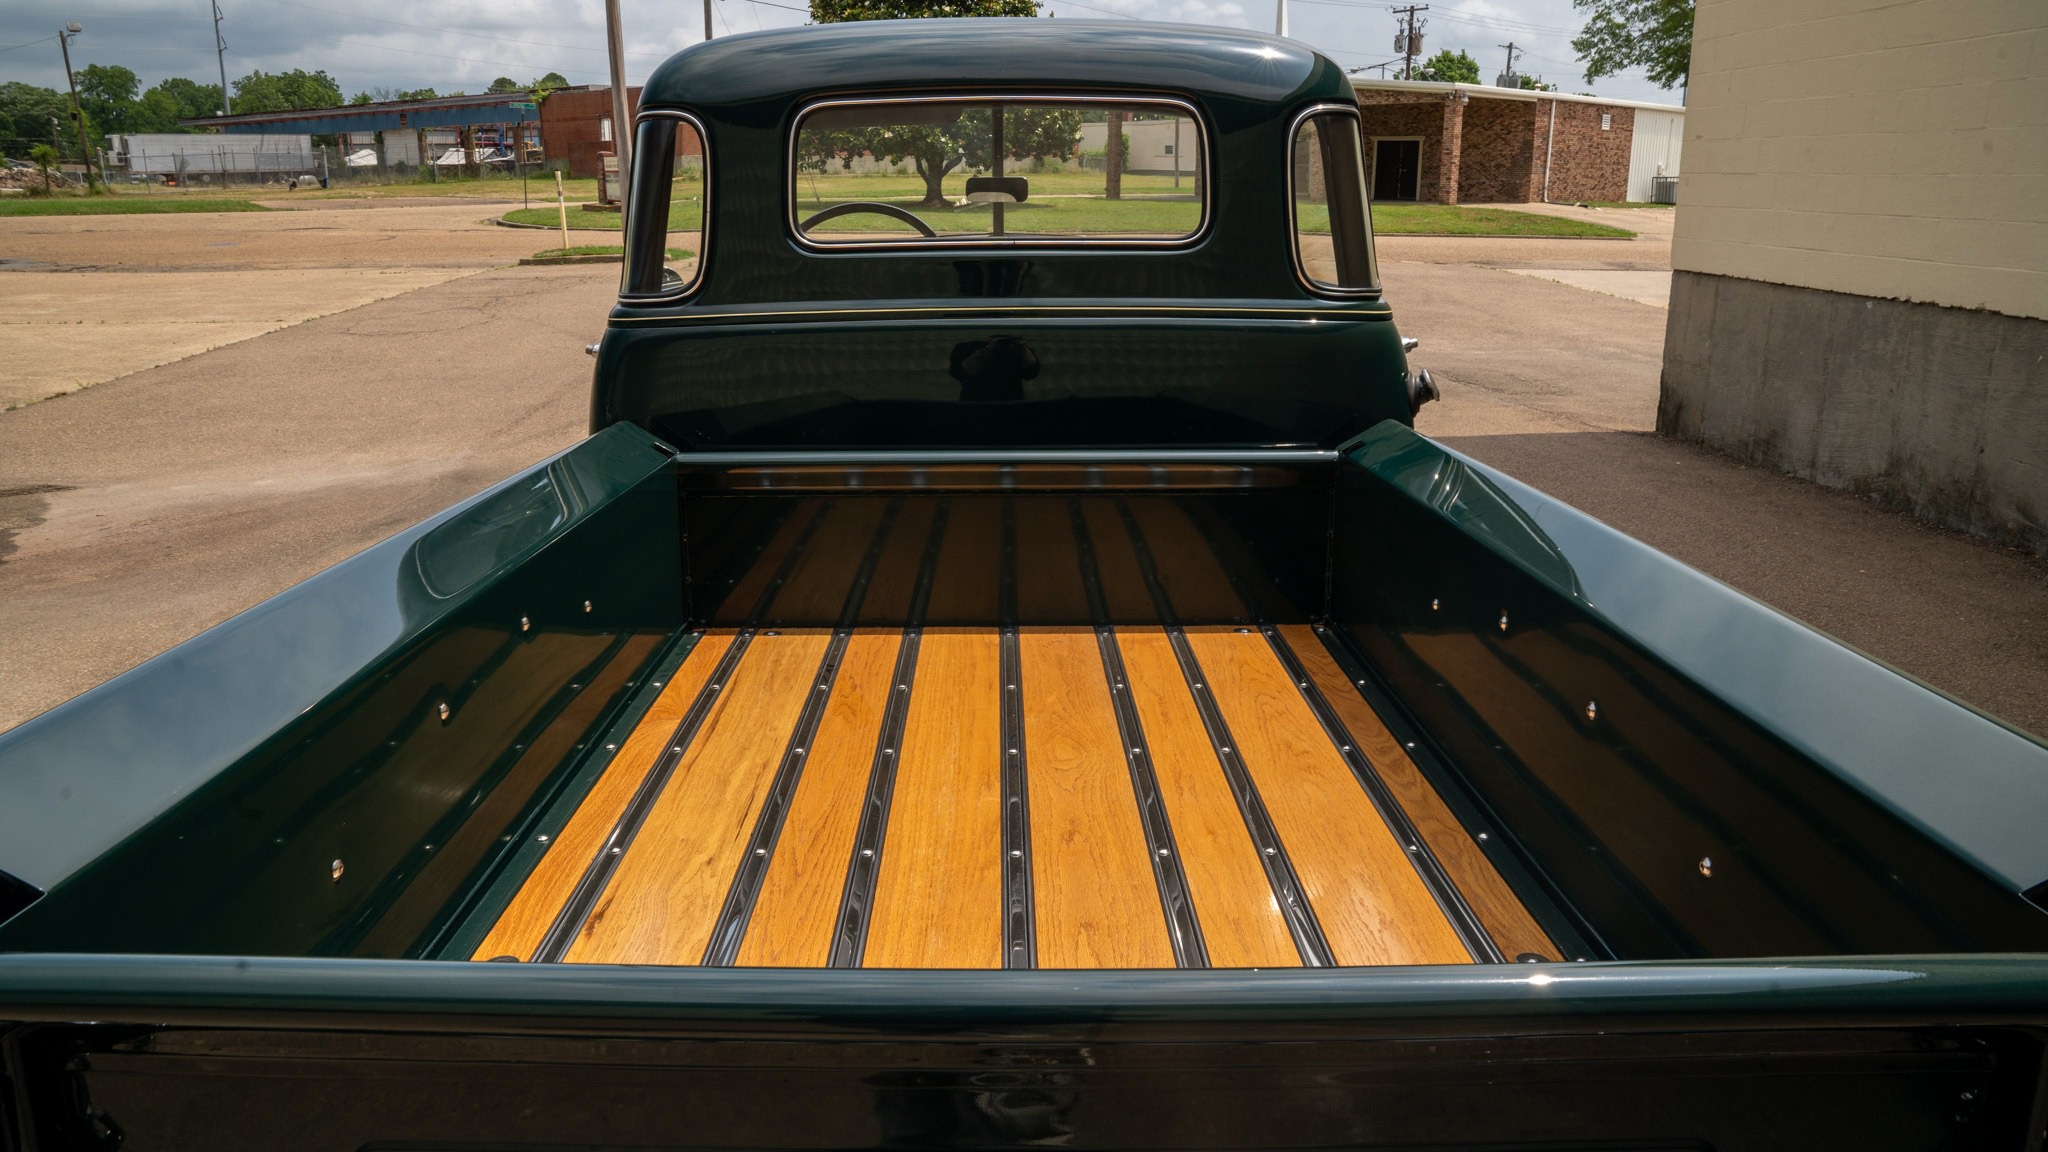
1 0 1680 108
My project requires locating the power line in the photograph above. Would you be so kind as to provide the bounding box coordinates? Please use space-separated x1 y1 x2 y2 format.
731 0 812 14
0 35 59 53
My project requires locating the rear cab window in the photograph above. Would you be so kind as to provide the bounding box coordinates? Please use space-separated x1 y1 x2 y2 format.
622 113 708 299
1290 106 1379 294
789 97 1207 248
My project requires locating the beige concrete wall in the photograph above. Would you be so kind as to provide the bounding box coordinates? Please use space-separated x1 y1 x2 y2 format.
1673 0 2047 320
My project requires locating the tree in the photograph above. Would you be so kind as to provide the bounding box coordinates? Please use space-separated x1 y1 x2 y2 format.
799 104 1079 206
30 143 59 191
77 64 140 138
487 76 523 93
805 0 1046 203
1571 0 1691 89
231 69 344 114
811 0 1037 24
1414 49 1480 84
150 77 225 124
0 82 70 159
128 89 183 133
1517 74 1558 91
537 71 568 87
397 88 439 101
350 91 375 105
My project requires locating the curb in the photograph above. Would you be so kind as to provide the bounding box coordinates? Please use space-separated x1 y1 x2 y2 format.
519 254 622 265
493 216 620 232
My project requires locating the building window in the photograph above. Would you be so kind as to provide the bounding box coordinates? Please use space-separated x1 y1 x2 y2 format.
788 96 1207 249
1600 112 1613 130
622 113 707 299
600 116 613 143
1290 107 1379 294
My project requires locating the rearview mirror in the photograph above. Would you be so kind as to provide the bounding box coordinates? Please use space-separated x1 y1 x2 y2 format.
963 176 1029 204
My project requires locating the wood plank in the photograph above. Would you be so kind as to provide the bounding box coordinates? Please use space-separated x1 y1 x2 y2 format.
1184 627 1472 966
924 498 1001 625
1279 623 1556 961
1116 628 1301 968
864 628 1003 968
1019 626 1175 968
1124 499 1244 624
564 630 833 966
764 499 886 626
711 498 822 624
470 630 736 961
1081 499 1155 624
1013 498 1088 623
736 628 900 967
858 499 937 627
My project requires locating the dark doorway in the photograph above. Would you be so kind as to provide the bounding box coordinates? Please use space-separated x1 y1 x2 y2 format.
1372 138 1421 201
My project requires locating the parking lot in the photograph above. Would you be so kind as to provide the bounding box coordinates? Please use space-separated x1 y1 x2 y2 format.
1 199 2043 736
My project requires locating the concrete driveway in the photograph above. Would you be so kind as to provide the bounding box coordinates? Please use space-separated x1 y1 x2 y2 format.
0 201 547 408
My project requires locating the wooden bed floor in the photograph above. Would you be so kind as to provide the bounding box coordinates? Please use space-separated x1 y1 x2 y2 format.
470 498 1556 970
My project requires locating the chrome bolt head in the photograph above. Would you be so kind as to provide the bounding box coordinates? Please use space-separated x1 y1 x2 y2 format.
330 859 345 881
1498 612 1510 632
1585 701 1598 720
520 615 531 632
437 702 450 723
1698 857 1714 877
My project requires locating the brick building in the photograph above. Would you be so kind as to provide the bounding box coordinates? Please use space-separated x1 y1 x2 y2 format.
1353 80 1682 204
540 86 704 179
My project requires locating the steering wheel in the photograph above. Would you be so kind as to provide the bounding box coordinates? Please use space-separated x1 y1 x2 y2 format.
800 201 938 238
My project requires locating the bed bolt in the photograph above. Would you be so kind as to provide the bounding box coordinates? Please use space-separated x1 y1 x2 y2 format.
1431 598 1440 611
1010 849 1023 859
1157 848 1171 857
583 600 593 613
536 834 551 843
605 743 617 751
1263 847 1276 856
755 848 767 857
437 702 451 723
1498 612 1510 632
1585 701 1598 720
1516 953 1548 963
1698 857 1714 877
330 859 345 882
1476 832 1490 841
861 848 874 858
520 615 531 632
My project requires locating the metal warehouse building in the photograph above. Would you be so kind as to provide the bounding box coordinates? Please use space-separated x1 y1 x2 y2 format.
1352 79 1684 205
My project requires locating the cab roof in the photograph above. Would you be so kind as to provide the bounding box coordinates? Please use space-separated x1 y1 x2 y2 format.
637 18 1354 112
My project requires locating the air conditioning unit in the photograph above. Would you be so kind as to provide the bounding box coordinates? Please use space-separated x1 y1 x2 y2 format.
1651 175 1679 204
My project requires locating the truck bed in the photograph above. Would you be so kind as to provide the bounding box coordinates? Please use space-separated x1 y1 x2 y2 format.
469 494 1555 969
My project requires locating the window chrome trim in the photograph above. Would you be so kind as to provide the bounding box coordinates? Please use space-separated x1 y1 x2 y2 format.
619 109 711 304
786 93 1212 253
1286 102 1381 298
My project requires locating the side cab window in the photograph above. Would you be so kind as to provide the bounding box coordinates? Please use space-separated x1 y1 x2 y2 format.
623 113 709 299
1289 107 1378 294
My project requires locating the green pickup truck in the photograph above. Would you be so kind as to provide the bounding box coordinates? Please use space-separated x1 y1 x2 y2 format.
3 20 2047 1151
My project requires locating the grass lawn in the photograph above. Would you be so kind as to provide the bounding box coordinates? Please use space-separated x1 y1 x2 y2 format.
502 184 1632 240
0 196 268 217
1367 203 1634 238
503 198 703 231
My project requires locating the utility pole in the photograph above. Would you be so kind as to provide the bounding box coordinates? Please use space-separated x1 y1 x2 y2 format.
1275 0 1287 38
1390 5 1428 80
604 0 632 218
211 0 231 117
1497 41 1520 87
705 0 714 42
57 22 100 188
